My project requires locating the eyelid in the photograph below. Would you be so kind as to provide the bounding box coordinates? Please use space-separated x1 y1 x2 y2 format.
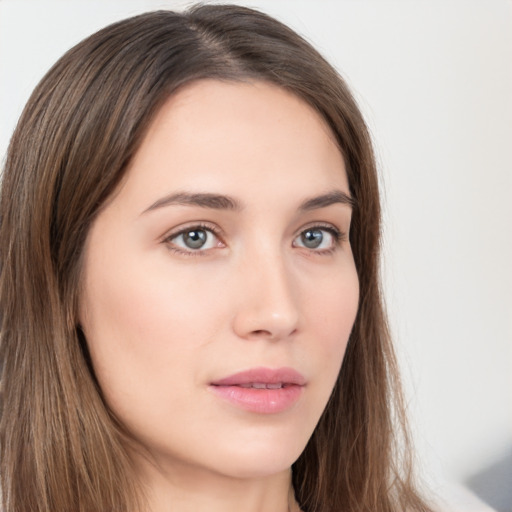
296 221 346 238
293 222 347 252
160 221 348 257
161 222 225 256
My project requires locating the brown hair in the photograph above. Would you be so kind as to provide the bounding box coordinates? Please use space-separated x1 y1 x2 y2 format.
0 5 432 512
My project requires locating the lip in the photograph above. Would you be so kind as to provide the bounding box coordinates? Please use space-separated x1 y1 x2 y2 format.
209 367 306 414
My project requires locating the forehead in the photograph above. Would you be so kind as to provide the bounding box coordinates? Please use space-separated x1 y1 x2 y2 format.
152 78 342 150
120 79 349 210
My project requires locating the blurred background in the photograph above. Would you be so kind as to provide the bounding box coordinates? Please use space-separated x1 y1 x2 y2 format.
1 1 510 510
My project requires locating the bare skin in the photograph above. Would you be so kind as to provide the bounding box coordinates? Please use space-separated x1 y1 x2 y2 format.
80 79 359 512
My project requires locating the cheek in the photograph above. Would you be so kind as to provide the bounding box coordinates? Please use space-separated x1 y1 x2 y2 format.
303 263 359 379
305 261 359 335
79 258 230 465
82 262 211 365
315 267 359 368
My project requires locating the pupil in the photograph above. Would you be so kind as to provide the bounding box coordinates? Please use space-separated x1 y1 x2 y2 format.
302 229 323 248
184 230 207 249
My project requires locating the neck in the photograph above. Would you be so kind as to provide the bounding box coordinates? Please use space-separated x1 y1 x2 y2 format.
135 455 300 512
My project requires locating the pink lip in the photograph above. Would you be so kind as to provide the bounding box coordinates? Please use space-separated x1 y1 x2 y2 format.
209 367 306 414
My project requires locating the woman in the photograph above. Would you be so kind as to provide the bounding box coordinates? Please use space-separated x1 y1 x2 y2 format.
0 4 433 512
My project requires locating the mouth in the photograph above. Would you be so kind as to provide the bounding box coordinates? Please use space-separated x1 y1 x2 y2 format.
237 382 288 389
209 367 306 414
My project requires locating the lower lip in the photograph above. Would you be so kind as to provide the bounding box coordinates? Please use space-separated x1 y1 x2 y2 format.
209 384 303 414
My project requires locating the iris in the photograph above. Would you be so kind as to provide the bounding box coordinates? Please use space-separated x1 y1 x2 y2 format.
183 229 207 249
301 229 323 249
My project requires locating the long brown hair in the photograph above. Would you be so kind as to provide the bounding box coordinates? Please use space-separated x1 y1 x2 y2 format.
0 5 432 512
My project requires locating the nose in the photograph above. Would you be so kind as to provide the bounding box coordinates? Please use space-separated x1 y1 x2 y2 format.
231 251 300 341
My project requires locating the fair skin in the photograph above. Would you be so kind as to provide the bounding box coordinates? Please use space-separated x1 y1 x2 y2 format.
79 79 359 512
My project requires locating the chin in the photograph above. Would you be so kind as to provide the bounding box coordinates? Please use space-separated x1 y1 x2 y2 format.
201 431 309 479
213 454 298 480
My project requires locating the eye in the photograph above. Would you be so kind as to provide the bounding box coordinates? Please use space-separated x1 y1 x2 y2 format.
293 226 342 252
164 225 222 253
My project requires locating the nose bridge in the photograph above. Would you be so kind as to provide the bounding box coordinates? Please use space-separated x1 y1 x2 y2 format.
232 241 299 340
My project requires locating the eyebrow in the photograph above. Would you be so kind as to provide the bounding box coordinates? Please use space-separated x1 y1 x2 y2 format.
142 189 355 215
143 192 242 213
299 190 355 211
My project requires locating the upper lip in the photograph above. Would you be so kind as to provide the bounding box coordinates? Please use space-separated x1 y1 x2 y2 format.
210 367 306 387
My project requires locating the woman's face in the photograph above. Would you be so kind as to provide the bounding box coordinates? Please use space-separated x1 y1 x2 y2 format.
79 80 359 480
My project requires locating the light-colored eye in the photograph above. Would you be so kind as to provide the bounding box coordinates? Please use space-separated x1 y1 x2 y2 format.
168 227 220 251
293 227 339 251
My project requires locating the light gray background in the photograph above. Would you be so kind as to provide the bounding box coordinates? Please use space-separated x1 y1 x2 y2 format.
1 1 511 510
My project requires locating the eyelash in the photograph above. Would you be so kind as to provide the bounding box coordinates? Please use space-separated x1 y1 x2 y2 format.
162 223 347 257
294 224 346 255
162 222 223 257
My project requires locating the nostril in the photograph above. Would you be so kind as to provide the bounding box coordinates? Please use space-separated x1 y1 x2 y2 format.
248 327 298 340
250 329 272 337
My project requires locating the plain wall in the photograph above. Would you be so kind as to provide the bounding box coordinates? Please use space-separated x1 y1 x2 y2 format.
1 0 511 503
